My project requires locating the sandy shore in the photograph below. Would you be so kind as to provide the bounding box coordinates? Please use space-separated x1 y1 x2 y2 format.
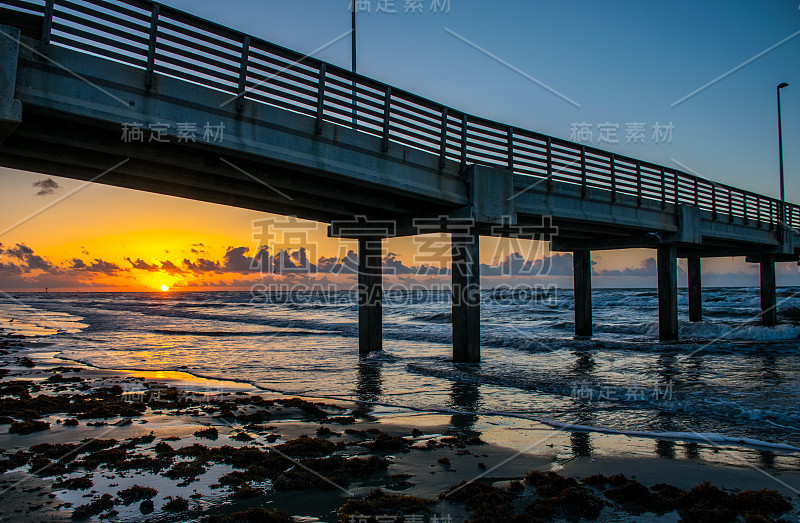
1 332 799 522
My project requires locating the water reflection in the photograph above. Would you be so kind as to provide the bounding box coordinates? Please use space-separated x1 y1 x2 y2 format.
758 450 775 469
571 350 596 379
353 356 382 420
570 431 593 458
448 377 481 435
683 441 700 460
656 439 676 459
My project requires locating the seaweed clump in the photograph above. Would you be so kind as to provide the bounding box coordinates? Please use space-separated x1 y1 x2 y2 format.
116 484 158 505
202 507 293 523
520 470 604 521
340 489 434 523
441 480 517 522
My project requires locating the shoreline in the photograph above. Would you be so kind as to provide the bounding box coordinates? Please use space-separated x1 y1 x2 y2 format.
1 334 799 522
49 346 800 454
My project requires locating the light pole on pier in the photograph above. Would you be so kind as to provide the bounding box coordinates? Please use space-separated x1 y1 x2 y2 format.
777 82 788 223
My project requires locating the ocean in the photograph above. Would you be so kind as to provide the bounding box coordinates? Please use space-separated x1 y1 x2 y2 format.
2 287 800 450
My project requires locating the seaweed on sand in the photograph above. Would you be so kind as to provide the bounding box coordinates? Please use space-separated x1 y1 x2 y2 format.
340 489 435 523
441 480 517 522
202 507 293 523
116 485 157 505
273 455 389 491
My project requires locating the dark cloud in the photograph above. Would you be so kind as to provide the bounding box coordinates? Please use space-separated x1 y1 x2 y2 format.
161 260 185 275
32 178 61 196
126 258 159 271
183 257 221 274
595 257 658 277
5 243 63 274
69 258 126 275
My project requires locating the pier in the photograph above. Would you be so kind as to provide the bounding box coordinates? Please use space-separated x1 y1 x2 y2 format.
1 0 798 362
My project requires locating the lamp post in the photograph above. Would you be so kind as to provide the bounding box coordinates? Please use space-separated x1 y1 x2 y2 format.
777 82 788 223
351 3 357 127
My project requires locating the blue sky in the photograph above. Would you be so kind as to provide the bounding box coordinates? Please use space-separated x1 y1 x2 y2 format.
166 0 800 203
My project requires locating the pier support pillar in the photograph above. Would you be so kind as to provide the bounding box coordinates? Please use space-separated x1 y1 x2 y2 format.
358 237 382 353
452 227 480 363
573 250 592 337
688 257 702 322
760 258 777 326
657 244 679 341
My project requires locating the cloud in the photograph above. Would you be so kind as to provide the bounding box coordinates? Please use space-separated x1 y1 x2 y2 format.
480 252 574 277
69 258 126 275
126 257 159 271
595 257 658 277
31 178 61 196
161 260 185 275
4 243 63 274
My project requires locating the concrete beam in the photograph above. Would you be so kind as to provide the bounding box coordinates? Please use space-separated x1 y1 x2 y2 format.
10 37 468 214
452 227 480 363
573 250 592 337
760 259 777 327
0 25 22 145
657 244 679 341
469 164 515 225
358 237 383 354
552 233 664 252
688 257 702 322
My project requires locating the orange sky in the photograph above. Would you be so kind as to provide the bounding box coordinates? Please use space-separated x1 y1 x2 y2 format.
1 167 797 292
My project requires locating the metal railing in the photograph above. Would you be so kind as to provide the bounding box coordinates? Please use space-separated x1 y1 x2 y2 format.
4 0 799 232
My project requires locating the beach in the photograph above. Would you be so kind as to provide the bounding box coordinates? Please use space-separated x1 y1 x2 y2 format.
2 327 799 522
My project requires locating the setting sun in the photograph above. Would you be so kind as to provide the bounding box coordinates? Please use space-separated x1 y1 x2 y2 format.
160 285 169 292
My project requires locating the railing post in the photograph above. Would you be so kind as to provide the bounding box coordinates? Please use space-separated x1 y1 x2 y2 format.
693 176 698 207
41 0 55 55
546 136 553 192
609 154 616 202
438 107 448 170
660 167 666 209
756 194 761 228
381 86 391 152
772 200 777 230
728 189 733 223
635 160 642 206
711 183 716 221
743 193 748 226
673 170 680 211
580 145 587 198
315 62 326 135
507 126 514 172
235 35 250 112
145 4 160 89
460 113 468 175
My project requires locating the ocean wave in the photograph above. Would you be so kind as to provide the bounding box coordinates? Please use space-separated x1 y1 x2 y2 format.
410 312 452 323
151 328 338 337
680 322 800 341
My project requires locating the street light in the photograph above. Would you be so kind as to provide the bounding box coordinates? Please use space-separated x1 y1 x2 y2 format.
777 82 788 223
351 2 357 127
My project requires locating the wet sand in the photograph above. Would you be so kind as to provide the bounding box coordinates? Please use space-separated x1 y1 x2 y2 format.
1 332 799 522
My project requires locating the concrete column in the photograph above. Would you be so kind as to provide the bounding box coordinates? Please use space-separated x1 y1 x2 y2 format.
573 250 592 337
760 259 777 326
357 237 382 353
0 25 23 145
657 244 679 341
451 227 480 363
688 257 702 322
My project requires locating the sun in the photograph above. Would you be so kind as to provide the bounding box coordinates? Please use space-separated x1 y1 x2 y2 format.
160 284 170 292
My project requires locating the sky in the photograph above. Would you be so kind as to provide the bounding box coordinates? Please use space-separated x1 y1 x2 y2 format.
1 0 799 291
